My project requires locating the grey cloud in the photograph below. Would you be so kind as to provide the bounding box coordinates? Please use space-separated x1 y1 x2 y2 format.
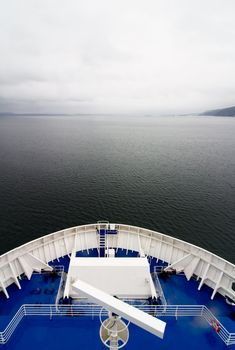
0 0 235 114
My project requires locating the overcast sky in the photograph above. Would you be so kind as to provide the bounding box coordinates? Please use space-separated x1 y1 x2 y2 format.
0 0 235 114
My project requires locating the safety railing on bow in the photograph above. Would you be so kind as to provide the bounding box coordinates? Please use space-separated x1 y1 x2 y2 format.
201 305 234 346
53 266 65 308
151 272 167 305
0 304 234 346
0 305 25 344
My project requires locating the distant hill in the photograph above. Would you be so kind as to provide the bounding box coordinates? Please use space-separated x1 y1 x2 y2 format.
201 106 235 117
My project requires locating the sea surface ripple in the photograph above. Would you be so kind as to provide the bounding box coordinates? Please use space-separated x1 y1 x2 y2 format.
0 115 234 263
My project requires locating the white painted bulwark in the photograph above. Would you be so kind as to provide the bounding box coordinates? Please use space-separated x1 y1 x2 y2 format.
0 223 234 301
73 279 166 339
64 256 156 299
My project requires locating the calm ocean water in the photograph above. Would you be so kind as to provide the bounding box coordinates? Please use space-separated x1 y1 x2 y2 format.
0 115 234 263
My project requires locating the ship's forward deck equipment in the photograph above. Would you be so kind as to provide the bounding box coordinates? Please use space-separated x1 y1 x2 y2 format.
0 223 234 349
64 256 156 299
73 279 166 345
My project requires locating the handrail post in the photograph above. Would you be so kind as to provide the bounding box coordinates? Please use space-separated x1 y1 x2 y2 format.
175 306 178 320
200 305 203 317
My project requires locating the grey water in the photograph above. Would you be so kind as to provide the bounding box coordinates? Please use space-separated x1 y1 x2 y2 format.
0 115 234 263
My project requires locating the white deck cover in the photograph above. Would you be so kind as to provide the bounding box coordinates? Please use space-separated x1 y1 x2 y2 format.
73 279 166 339
64 257 156 299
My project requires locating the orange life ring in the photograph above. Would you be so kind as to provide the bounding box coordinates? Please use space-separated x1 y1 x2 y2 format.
211 319 221 333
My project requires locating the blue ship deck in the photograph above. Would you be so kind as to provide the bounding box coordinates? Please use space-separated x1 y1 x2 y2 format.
2 316 230 350
0 249 234 349
0 271 61 330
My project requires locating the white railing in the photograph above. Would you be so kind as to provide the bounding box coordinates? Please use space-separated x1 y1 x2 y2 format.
0 304 234 346
53 266 65 307
0 305 25 344
152 272 167 305
201 306 233 346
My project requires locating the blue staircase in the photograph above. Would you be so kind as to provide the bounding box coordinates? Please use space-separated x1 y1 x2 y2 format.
97 226 118 257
